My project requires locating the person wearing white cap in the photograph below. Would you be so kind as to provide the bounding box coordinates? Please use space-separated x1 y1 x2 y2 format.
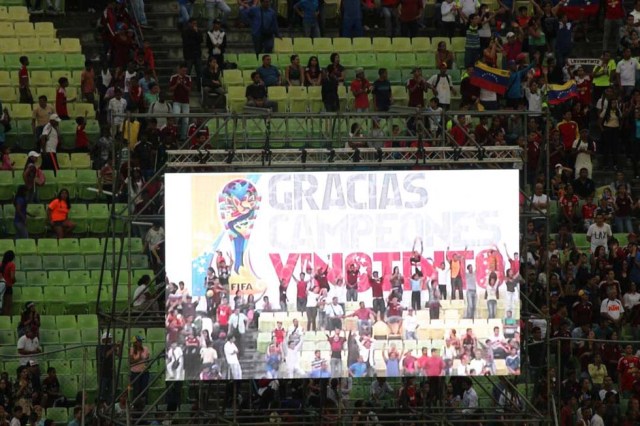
40 113 61 173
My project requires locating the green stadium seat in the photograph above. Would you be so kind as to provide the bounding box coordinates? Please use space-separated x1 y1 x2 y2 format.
45 408 68 423
78 238 102 255
64 288 88 314
20 255 42 271
25 270 47 286
56 169 77 197
70 153 90 169
146 328 165 343
312 37 333 53
76 314 98 329
391 37 412 53
237 52 260 70
60 38 81 54
87 204 109 234
42 255 64 270
43 286 66 314
292 37 313 53
55 316 77 329
58 375 78 397
68 270 90 286
57 238 79 255
411 37 431 53
85 255 103 270
0 239 15 255
68 203 88 234
56 153 72 170
15 238 37 256
273 37 293 53
0 87 17 102
59 329 82 344
38 170 58 202
80 328 96 343
0 171 13 201
128 254 149 270
372 37 392 52
19 286 43 303
356 53 377 70
48 271 70 286
396 53 416 69
39 329 60 345
63 255 85 270
332 37 352 53
40 315 57 329
0 316 11 330
37 238 59 255
25 204 46 235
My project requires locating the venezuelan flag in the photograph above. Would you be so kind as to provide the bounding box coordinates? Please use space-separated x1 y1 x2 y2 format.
558 0 599 21
470 62 510 95
547 80 578 105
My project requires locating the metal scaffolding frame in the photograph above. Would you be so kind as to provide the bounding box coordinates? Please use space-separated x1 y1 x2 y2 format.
95 109 555 425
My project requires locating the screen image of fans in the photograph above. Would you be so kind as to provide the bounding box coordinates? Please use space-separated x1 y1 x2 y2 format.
164 170 521 381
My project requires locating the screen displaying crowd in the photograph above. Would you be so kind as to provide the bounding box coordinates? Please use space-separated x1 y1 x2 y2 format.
163 170 520 380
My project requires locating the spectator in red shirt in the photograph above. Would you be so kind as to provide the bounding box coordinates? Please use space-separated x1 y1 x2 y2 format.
369 271 385 319
216 298 231 332
450 115 469 146
503 29 523 64
18 56 33 105
169 63 193 140
349 301 375 333
406 68 433 108
424 348 445 376
618 344 640 394
55 77 74 120
188 118 211 148
582 195 598 230
399 0 423 37
603 0 625 52
560 183 580 229
350 68 371 112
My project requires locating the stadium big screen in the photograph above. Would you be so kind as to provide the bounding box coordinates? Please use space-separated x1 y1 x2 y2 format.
165 170 521 380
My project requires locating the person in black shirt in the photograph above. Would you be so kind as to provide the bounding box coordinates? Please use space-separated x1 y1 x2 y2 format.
372 68 392 112
41 367 65 408
572 167 596 199
97 332 120 404
182 18 203 86
202 57 225 110
321 67 339 112
245 72 278 111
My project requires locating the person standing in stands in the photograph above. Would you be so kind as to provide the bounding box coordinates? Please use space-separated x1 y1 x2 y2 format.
40 114 61 173
399 0 423 37
18 56 33 105
47 189 75 239
55 77 74 120
13 186 31 240
340 0 363 37
129 336 150 404
97 331 119 403
0 251 16 316
182 18 203 88
446 246 465 300
247 0 280 55
31 96 54 151
169 63 192 140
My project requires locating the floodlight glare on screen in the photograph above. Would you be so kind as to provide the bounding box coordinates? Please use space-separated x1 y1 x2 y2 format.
164 170 521 381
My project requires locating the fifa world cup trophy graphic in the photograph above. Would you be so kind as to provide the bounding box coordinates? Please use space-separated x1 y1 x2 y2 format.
218 179 261 273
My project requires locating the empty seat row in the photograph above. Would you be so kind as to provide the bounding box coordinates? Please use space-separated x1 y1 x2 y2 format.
0 21 56 38
0 6 29 22
10 268 154 288
0 237 143 255
272 36 466 55
11 254 149 271
0 39 83 57
0 171 100 202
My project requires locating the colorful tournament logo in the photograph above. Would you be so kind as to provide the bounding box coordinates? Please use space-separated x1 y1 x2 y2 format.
218 179 261 273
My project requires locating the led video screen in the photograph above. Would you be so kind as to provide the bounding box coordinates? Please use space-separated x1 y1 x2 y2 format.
165 170 521 380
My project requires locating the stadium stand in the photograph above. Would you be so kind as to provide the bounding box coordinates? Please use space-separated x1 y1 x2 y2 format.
1 0 640 424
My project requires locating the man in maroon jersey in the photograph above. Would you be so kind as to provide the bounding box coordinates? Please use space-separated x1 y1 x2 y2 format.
618 345 640 394
346 263 359 301
369 270 385 320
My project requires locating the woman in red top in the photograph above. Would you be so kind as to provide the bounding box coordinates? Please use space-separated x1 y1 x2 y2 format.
0 250 16 315
48 189 75 238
